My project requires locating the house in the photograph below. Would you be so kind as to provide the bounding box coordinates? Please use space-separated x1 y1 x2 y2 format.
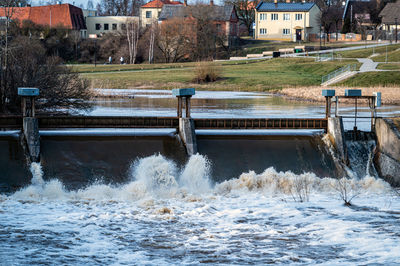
255 0 320 42
0 4 87 38
158 2 239 46
379 0 400 32
140 0 183 28
85 15 139 38
342 0 376 28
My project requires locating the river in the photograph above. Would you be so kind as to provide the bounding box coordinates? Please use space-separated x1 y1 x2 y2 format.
0 90 399 264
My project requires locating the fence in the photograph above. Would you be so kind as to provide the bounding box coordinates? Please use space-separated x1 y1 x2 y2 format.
321 64 357 84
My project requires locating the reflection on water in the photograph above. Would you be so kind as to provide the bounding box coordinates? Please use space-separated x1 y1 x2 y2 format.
86 90 400 131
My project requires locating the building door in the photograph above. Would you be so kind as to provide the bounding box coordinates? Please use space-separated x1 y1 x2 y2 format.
296 29 302 41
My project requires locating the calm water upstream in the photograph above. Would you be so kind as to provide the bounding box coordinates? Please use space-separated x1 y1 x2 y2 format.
1 90 400 264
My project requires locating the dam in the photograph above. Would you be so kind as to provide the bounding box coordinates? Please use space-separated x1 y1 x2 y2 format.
1 88 400 265
0 88 398 190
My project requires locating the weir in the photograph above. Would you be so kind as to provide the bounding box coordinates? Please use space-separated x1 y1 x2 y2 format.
1 87 398 184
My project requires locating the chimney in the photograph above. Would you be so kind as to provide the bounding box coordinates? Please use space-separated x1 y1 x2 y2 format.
184 0 187 6
210 0 214 6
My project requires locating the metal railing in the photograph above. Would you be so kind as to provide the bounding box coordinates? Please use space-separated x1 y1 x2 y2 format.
315 53 334 62
321 64 357 84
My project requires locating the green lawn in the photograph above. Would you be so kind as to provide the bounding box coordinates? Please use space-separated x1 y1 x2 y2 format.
373 49 400 62
334 44 400 59
335 72 400 87
71 59 266 73
376 63 400 70
238 41 368 57
81 58 359 91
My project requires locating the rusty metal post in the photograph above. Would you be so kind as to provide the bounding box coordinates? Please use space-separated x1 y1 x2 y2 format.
177 97 182 118
185 96 191 118
22 98 27 117
31 97 36 117
335 96 339 117
325 96 332 118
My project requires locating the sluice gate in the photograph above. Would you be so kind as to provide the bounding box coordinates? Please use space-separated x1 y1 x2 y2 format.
0 116 328 130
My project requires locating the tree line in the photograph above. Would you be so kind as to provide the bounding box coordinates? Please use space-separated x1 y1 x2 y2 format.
0 0 92 114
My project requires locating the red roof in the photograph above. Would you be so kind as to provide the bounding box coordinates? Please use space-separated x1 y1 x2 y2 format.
0 4 86 30
141 0 182 8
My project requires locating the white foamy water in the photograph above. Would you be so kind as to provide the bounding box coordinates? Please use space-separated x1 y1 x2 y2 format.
1 155 400 264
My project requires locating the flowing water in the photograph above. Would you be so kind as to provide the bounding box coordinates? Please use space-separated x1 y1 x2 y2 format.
1 90 400 264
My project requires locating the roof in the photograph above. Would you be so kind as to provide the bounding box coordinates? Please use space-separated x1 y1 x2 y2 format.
255 2 316 12
379 2 400 24
0 4 86 30
141 0 182 8
159 4 236 21
343 0 372 20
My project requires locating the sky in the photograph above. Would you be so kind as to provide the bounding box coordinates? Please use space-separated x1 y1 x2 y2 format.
29 0 224 9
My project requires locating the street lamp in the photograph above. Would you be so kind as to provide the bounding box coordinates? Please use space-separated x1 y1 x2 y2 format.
89 34 98 67
319 24 322 49
395 17 398 43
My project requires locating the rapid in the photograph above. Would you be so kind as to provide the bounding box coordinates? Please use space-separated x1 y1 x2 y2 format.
1 153 399 264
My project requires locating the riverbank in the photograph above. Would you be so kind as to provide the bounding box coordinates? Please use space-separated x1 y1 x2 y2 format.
279 86 400 105
82 58 359 91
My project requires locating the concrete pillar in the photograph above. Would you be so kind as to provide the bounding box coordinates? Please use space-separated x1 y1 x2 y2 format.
22 117 40 162
179 118 198 155
327 117 348 165
18 88 40 163
375 118 400 185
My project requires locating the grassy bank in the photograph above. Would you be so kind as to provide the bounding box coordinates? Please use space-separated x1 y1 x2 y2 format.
239 40 367 56
377 63 400 70
334 44 400 59
373 49 400 62
280 86 400 105
336 72 400 87
81 58 358 91
71 59 262 74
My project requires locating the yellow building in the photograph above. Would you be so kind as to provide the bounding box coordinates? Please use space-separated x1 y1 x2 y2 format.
255 0 320 42
140 0 183 28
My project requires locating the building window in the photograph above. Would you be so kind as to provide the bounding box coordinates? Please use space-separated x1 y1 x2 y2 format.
271 13 278 20
295 14 303 20
216 23 221 33
146 11 152 18
95 23 101 30
283 14 290 21
283 28 290 35
121 23 126 30
260 13 267 20
259 28 267 35
104 23 109 30
112 23 117 30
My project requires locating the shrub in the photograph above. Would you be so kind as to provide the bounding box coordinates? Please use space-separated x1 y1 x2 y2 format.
290 175 312 202
193 61 221 83
332 177 360 206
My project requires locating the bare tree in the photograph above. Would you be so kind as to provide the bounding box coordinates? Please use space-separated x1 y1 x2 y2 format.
224 0 259 35
87 0 94 9
69 30 81 60
156 18 193 63
148 22 156 64
3 36 92 114
126 18 140 64
0 0 24 113
97 0 143 16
